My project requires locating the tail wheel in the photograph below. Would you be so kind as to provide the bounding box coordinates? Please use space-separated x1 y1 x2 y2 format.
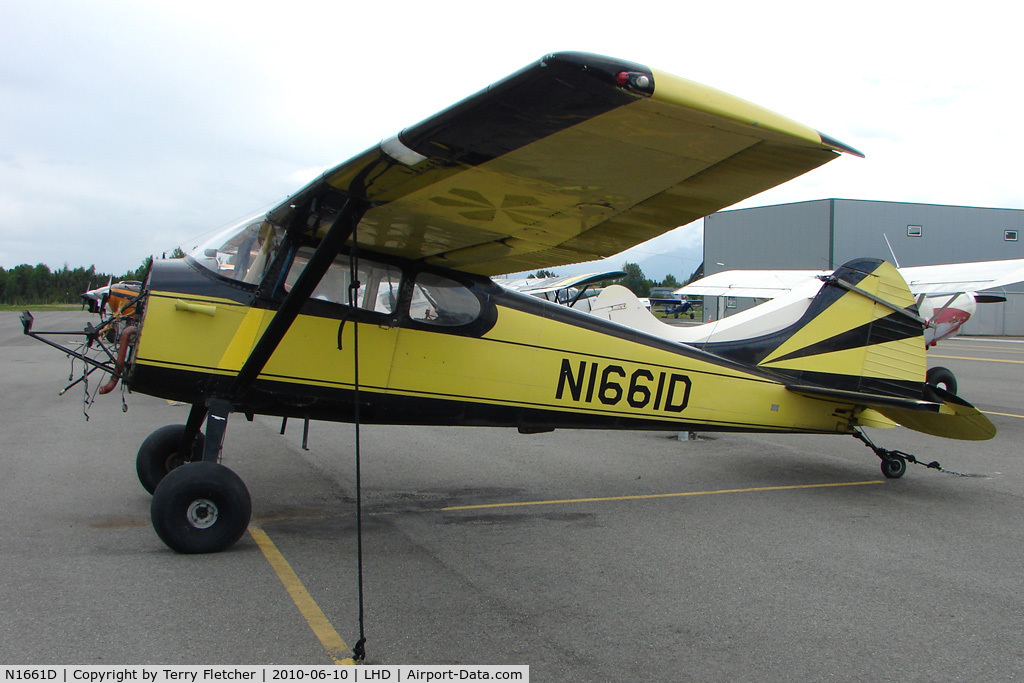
151 461 251 554
881 456 907 479
926 366 958 395
136 424 205 495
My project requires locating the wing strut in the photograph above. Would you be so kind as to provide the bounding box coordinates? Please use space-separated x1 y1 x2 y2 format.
229 196 368 399
190 196 369 466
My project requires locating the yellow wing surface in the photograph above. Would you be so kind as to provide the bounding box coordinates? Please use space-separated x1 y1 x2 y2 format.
267 52 860 276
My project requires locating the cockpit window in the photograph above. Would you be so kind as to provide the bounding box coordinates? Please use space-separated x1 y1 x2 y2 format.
191 214 284 285
410 273 481 326
285 249 401 314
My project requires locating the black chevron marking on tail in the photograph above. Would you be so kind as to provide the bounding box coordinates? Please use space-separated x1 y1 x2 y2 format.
765 308 922 365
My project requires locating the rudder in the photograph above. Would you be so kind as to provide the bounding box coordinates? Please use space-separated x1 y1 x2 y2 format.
706 257 995 441
707 258 927 400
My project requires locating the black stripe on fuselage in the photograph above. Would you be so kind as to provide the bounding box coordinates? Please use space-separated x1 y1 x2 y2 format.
127 363 839 436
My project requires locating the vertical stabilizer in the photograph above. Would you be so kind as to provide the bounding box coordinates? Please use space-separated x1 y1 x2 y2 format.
707 258 927 400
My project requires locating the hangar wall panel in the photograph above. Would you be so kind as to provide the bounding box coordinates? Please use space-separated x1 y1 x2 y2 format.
831 201 1024 266
703 199 1024 336
704 200 832 274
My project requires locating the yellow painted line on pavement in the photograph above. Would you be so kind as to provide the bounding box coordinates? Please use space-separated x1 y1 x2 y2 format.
249 526 355 665
930 354 1024 364
944 348 1024 356
982 410 1024 419
441 480 884 512
928 355 1024 417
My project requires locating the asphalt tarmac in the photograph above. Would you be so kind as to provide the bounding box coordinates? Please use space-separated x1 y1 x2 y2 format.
2 311 1022 679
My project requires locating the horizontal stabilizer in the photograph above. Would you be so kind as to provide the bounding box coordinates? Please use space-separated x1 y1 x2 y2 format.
788 384 940 413
789 383 995 441
873 385 996 441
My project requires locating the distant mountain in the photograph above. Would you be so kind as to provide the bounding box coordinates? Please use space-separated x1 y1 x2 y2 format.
629 243 704 283
504 221 704 285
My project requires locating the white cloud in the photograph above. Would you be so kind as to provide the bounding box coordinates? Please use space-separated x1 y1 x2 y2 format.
1 0 1021 275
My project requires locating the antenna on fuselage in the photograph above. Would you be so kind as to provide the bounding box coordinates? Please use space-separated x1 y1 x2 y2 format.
883 234 901 268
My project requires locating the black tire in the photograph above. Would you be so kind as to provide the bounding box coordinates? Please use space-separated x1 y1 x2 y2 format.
151 462 251 554
136 424 205 495
926 366 958 395
881 456 907 479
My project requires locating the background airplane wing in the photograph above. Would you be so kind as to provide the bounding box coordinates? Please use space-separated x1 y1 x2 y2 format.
898 259 1024 295
496 270 627 295
267 52 859 276
677 269 829 298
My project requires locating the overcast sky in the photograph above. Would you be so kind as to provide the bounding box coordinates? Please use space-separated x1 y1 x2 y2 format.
2 0 1021 278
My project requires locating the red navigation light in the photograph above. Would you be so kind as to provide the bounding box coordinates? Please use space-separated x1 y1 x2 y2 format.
615 71 653 93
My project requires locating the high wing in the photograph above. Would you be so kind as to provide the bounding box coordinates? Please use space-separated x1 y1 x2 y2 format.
266 52 860 277
495 270 627 296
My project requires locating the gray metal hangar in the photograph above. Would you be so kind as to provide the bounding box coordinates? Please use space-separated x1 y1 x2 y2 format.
702 199 1024 336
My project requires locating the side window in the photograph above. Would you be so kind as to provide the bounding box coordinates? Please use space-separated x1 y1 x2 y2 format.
410 273 481 326
285 250 401 314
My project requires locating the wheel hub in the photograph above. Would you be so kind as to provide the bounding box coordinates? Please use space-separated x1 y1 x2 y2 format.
186 499 219 529
164 452 184 472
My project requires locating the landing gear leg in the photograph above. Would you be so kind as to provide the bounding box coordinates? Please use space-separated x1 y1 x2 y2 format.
150 398 252 553
199 398 231 463
181 402 208 456
853 430 941 479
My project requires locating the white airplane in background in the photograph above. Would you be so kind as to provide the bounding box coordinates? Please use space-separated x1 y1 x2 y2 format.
495 270 626 311
654 258 1024 393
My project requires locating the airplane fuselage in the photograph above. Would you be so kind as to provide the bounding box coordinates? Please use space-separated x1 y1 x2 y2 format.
128 254 862 437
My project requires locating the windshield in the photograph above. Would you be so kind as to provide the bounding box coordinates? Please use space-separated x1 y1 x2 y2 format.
191 214 284 284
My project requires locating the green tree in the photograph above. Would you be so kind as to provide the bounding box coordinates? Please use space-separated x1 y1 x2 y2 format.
32 264 52 302
529 269 559 278
0 260 138 305
121 256 154 282
621 262 652 297
660 274 680 288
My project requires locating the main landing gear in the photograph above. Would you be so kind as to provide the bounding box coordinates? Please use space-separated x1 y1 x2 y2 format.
139 400 252 553
854 430 942 479
151 461 252 554
136 424 205 494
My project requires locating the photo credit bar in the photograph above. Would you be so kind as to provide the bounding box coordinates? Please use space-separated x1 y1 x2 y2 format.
1 667 529 683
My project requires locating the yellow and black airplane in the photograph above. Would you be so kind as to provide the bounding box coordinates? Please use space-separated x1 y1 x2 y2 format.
23 52 994 554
